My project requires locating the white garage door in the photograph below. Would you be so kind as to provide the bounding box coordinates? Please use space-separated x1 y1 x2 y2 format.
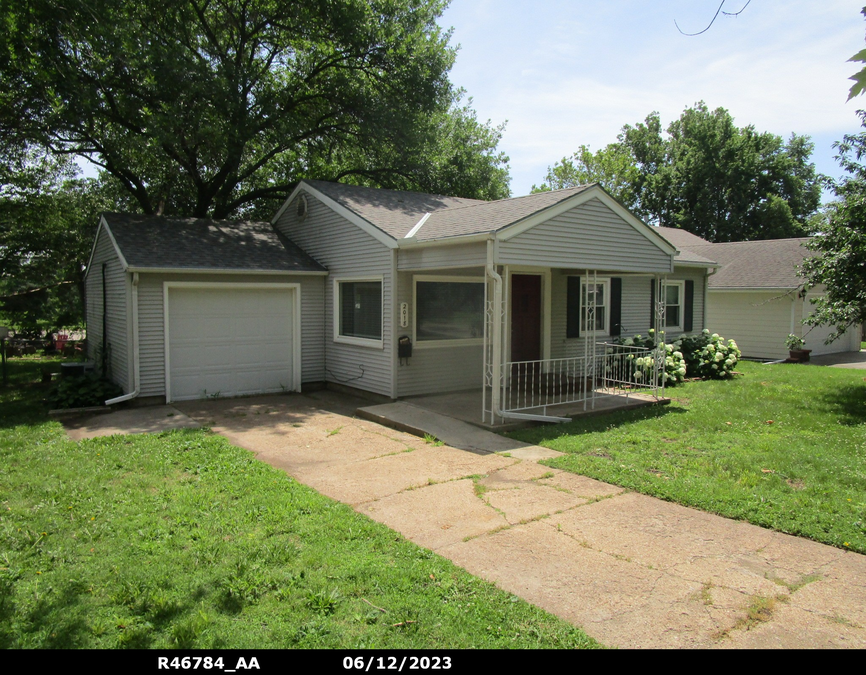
167 285 298 402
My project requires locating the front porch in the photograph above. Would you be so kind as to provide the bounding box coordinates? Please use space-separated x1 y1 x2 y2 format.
356 387 670 454
481 264 674 425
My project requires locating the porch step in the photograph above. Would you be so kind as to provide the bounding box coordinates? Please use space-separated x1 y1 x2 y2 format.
355 402 557 457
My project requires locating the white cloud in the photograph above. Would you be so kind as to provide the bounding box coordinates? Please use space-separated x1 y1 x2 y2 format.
441 0 866 194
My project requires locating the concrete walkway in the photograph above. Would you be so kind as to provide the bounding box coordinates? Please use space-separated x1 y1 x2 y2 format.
809 350 866 369
164 391 866 650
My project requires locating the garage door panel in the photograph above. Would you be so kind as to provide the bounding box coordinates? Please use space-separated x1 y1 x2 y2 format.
167 286 296 402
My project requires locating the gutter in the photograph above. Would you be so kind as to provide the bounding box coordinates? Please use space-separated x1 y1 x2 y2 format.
105 272 140 405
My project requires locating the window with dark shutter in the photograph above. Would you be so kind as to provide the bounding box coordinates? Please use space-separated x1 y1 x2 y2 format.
610 278 622 336
684 279 694 332
566 276 581 338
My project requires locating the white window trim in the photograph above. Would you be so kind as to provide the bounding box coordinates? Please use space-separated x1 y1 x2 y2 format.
333 276 384 349
413 275 485 349
573 276 611 337
664 280 685 333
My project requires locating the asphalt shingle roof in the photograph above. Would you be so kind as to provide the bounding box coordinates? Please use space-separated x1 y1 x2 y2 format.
302 180 486 239
680 238 812 289
102 212 326 273
654 227 716 265
304 180 595 241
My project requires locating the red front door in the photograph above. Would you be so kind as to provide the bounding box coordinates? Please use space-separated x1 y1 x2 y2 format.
511 274 541 362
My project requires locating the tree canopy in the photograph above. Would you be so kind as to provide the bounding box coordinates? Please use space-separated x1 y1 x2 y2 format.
0 149 114 333
800 111 866 341
533 103 822 243
1 0 510 219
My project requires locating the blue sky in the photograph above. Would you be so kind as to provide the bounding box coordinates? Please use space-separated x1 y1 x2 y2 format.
438 0 866 197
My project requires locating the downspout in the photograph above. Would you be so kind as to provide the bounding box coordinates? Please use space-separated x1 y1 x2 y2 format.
486 239 502 422
703 266 717 330
105 272 140 405
390 248 398 399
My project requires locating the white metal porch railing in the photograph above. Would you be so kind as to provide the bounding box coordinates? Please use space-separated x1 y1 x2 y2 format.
496 342 664 422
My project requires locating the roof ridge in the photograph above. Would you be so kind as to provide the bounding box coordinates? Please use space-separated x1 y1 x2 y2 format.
103 211 272 228
686 237 811 247
425 184 596 218
303 179 487 205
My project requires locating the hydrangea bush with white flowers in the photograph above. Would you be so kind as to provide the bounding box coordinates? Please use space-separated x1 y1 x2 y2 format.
673 329 741 379
611 328 740 386
611 329 687 385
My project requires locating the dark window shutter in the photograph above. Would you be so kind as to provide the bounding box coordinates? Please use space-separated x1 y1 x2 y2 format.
567 276 581 338
684 279 694 332
610 278 622 336
649 278 656 329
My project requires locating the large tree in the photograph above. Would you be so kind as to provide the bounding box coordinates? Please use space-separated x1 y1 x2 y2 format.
1 0 509 219
800 111 866 341
533 103 822 243
0 150 115 333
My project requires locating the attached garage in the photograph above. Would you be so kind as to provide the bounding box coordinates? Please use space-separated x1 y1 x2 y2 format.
86 213 326 404
165 284 301 402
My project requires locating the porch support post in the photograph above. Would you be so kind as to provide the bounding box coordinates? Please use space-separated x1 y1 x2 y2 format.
487 240 503 422
653 275 667 400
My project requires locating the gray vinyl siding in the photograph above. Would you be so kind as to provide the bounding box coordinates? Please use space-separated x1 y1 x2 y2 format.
550 267 707 359
85 225 130 391
398 242 487 270
136 273 324 398
396 268 485 396
498 197 672 273
275 191 393 397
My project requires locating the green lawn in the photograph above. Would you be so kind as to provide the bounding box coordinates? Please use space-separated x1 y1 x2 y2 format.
0 358 600 649
509 361 866 554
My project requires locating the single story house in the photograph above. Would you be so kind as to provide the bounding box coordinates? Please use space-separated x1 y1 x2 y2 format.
656 229 862 360
85 181 717 423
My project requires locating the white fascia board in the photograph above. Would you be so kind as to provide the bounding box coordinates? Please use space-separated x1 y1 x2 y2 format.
708 286 799 292
83 216 107 281
84 216 130 281
673 261 719 269
127 267 328 276
396 232 492 249
271 181 398 250
496 187 679 258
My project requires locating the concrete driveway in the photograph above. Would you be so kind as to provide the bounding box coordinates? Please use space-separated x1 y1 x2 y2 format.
809 350 866 369
167 390 866 650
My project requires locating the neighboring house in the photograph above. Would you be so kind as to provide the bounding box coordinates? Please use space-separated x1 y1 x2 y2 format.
656 229 862 360
86 182 716 422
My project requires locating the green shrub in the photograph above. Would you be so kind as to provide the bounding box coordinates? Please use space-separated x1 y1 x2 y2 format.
610 329 687 385
610 328 740 385
672 329 740 379
45 373 123 409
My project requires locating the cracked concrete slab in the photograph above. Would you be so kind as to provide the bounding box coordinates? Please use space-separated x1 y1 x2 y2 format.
358 478 510 550
483 482 589 525
171 391 866 650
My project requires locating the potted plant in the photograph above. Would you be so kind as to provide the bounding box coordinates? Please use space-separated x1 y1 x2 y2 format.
785 334 811 362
